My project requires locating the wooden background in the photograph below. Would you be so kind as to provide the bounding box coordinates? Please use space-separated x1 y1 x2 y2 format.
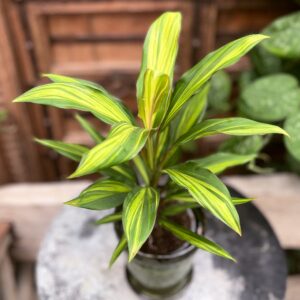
0 0 298 183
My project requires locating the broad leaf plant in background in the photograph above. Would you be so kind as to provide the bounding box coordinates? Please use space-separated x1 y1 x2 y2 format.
14 12 287 266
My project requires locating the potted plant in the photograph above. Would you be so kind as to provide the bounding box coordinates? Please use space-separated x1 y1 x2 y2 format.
14 12 287 298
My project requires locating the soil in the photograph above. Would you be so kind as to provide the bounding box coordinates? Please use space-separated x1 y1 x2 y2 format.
141 206 192 255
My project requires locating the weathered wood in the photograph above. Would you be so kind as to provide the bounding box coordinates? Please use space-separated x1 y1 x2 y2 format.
286 275 300 300
0 181 90 261
224 173 300 249
0 223 17 300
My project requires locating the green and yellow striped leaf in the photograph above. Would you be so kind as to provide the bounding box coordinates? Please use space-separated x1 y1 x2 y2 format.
109 234 127 268
164 35 268 125
171 83 209 141
231 197 254 205
75 114 104 143
123 187 159 261
159 218 235 261
14 82 134 125
136 12 181 99
166 190 253 207
138 69 170 129
190 152 256 174
69 123 149 178
164 164 241 234
95 212 122 225
132 156 150 185
65 179 131 210
44 73 109 93
35 138 88 162
177 117 287 145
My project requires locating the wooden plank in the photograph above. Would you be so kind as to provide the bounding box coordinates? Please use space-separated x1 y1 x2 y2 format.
0 181 90 261
224 173 300 249
286 276 300 300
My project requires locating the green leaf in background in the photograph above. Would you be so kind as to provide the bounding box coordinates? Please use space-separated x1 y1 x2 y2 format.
164 34 268 125
171 84 209 141
75 114 104 143
219 136 266 155
177 117 287 145
238 70 258 92
159 218 235 261
65 179 131 210
95 212 122 225
138 69 170 129
14 82 134 125
102 164 136 183
164 164 241 234
161 202 198 217
136 12 181 100
207 71 232 114
69 123 148 178
284 113 300 162
250 45 282 75
123 187 159 261
262 11 300 59
35 139 89 161
231 197 254 205
190 152 256 174
239 73 300 122
109 234 127 267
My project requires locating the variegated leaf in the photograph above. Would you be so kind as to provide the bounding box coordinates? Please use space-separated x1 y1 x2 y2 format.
123 187 159 261
35 138 88 161
109 234 127 267
159 218 235 261
75 114 104 143
231 197 254 205
14 82 134 125
136 12 181 99
164 35 268 125
65 179 131 210
161 202 198 216
44 73 108 94
164 163 241 234
138 69 170 129
190 152 256 174
177 117 287 145
70 123 149 178
171 83 209 141
95 212 122 225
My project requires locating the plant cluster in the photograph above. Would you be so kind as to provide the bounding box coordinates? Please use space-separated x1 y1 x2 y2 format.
14 12 287 265
224 11 300 170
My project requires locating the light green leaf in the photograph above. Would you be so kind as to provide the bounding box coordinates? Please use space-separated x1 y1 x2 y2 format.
136 12 181 99
14 82 134 125
159 218 235 261
231 197 254 205
239 73 300 122
95 212 122 225
132 156 150 185
166 190 253 206
161 202 198 216
123 187 159 261
102 164 136 183
44 73 108 94
75 114 104 143
138 69 170 129
69 123 149 178
171 83 209 141
164 34 268 125
284 112 300 161
65 179 131 210
190 152 256 174
164 164 241 234
177 117 287 145
109 234 127 268
35 138 88 161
